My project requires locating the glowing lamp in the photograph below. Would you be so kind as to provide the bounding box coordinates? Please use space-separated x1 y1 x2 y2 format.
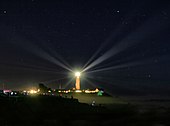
75 72 81 77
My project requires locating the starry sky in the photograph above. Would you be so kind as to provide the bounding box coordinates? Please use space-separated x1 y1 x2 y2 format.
0 0 170 96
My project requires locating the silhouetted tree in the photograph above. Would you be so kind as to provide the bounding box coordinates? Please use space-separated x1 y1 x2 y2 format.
39 83 48 93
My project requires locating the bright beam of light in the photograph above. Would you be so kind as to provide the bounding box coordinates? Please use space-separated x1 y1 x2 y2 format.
19 66 66 74
82 8 140 70
10 63 67 74
82 41 109 70
0 62 66 74
12 37 73 72
29 45 73 72
20 28 73 72
45 46 73 70
85 46 143 71
82 41 133 72
86 60 147 74
83 78 98 88
82 25 127 70
38 31 73 71
83 14 168 73
63 77 74 89
82 32 140 72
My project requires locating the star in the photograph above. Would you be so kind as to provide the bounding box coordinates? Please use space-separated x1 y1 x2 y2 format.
161 11 167 16
154 59 158 63
112 10 120 14
122 21 128 25
141 14 146 17
147 74 151 78
141 53 145 57
3 10 7 14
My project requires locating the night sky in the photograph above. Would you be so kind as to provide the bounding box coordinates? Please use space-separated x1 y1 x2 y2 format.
0 0 170 96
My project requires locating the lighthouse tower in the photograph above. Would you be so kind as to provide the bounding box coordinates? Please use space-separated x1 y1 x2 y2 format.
75 72 81 90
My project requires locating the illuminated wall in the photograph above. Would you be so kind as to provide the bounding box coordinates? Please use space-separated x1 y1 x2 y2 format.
75 76 80 90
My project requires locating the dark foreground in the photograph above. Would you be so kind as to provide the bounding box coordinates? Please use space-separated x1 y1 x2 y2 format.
0 95 170 126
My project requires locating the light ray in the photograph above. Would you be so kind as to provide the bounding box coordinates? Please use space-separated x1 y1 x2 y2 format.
86 60 146 74
30 45 73 72
16 63 65 73
83 42 134 72
44 45 73 70
63 77 74 89
0 62 67 74
83 78 98 88
29 32 72 70
11 36 73 72
83 13 168 72
82 8 141 70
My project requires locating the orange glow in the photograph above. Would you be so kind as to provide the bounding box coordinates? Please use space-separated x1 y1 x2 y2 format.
29 90 37 94
75 76 80 90
75 90 82 93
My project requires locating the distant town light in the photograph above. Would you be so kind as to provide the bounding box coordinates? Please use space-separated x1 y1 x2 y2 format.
84 88 100 93
11 92 14 95
29 90 37 94
75 90 82 93
30 90 34 94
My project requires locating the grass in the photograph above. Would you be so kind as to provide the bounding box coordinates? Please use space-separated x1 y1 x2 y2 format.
0 94 170 126
59 92 127 105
